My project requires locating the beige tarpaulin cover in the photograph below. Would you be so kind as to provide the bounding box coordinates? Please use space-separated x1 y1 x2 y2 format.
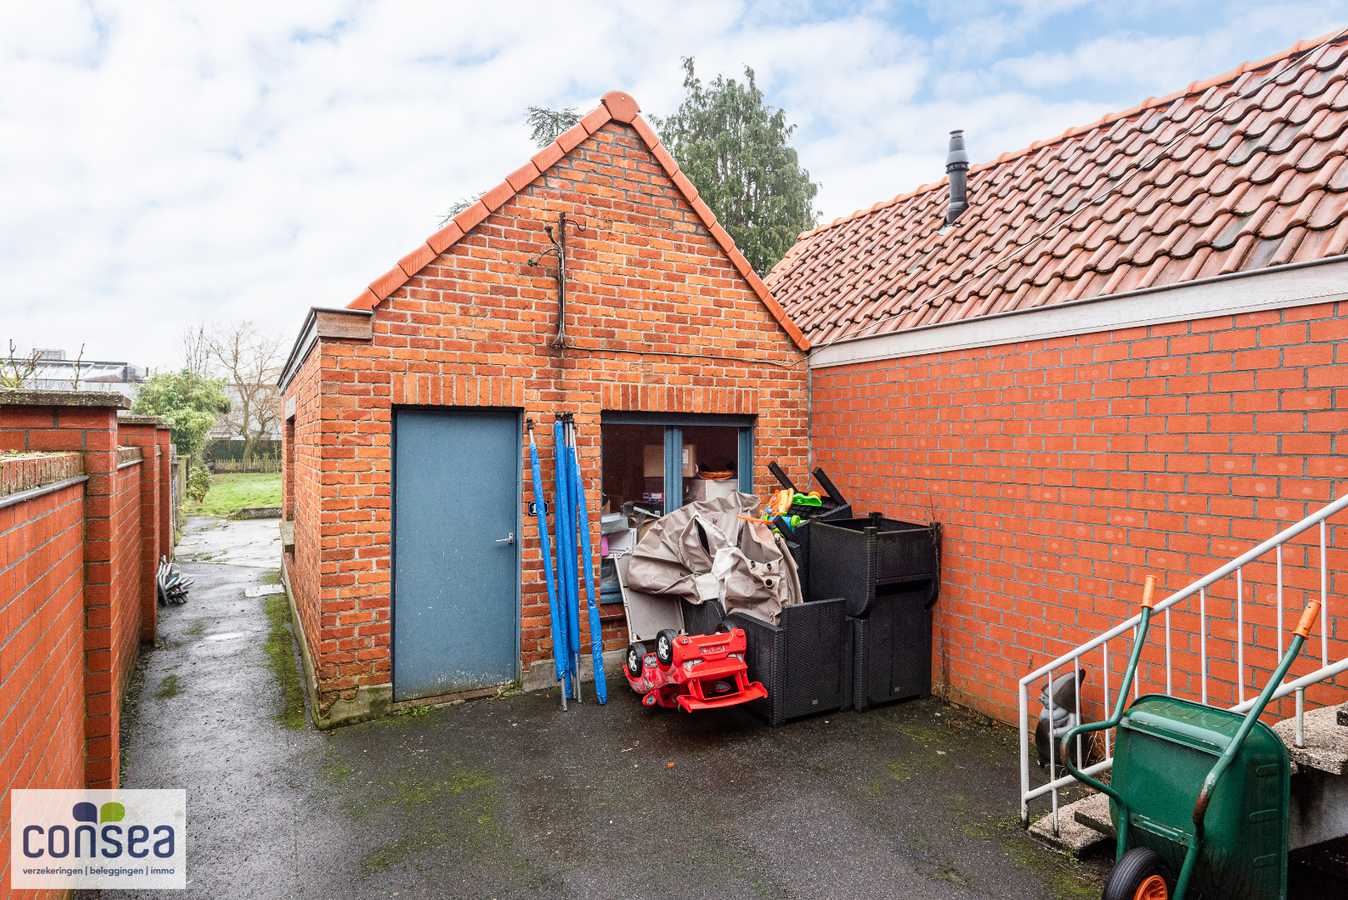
625 493 802 625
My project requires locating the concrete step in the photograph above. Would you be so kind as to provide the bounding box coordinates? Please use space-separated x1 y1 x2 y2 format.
1272 703 1348 776
1027 792 1112 856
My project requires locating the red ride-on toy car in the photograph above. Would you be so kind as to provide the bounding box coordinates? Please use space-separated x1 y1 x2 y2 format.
625 625 767 711
615 554 767 712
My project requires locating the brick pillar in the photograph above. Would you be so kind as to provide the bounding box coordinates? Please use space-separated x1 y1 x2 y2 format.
118 415 165 643
157 424 173 559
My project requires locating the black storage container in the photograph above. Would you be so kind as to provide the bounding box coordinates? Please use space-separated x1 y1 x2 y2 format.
680 598 726 636
851 586 933 711
808 514 940 711
728 596 851 726
807 514 940 614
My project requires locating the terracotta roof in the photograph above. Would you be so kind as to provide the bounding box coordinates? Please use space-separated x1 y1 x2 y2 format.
766 30 1348 347
345 91 809 352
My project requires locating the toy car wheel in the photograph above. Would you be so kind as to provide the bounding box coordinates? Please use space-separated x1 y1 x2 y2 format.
1103 848 1172 900
655 629 678 667
626 643 647 678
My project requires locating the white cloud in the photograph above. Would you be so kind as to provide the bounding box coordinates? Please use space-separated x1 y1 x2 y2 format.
2 0 1347 368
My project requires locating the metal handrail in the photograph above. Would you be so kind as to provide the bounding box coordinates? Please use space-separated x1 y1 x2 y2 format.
1019 492 1348 829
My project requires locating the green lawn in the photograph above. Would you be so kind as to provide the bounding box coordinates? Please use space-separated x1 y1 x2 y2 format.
192 472 282 517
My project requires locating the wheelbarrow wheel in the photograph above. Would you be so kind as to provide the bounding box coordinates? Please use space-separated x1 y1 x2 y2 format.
626 643 647 678
655 629 678 667
1103 847 1173 900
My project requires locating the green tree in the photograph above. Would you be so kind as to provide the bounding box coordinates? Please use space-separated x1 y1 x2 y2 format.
525 106 580 147
660 58 819 275
522 63 818 275
131 368 230 459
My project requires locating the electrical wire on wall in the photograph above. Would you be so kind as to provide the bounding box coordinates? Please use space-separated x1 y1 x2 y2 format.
527 212 588 348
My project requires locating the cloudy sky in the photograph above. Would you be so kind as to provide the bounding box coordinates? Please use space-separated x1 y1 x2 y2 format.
3 1 1346 370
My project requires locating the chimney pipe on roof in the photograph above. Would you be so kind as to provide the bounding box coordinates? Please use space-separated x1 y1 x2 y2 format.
945 130 969 228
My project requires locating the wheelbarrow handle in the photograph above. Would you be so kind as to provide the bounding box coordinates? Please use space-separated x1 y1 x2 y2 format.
1178 598 1322 899
1059 576 1159 856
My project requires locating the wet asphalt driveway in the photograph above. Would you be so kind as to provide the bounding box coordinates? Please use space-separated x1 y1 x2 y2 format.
109 516 1110 899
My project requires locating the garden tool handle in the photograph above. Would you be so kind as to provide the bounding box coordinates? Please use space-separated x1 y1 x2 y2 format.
1192 598 1323 854
1295 598 1322 638
1060 574 1159 805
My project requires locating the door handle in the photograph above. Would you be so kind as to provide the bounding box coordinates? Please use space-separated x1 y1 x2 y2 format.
496 532 515 545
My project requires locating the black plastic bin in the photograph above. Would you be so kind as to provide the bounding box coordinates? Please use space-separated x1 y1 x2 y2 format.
728 597 851 725
808 514 940 711
680 598 726 636
851 586 933 711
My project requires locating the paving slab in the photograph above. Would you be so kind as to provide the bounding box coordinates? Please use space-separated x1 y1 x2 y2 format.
106 517 1121 899
173 515 281 568
1274 705 1348 775
1027 793 1111 857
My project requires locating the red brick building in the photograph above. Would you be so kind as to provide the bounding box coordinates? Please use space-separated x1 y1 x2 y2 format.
766 33 1348 725
278 92 811 727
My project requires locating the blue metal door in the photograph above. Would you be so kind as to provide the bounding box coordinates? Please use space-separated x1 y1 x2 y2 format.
393 409 519 701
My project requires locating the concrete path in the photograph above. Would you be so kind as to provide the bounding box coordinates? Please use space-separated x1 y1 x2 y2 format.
108 516 1118 899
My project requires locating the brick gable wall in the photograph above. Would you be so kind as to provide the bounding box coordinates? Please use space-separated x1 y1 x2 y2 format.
811 300 1348 725
282 121 810 720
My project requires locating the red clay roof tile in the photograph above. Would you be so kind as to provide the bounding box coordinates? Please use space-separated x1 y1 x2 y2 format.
479 181 515 214
530 142 565 173
601 90 641 124
427 221 463 255
398 242 436 278
453 200 490 235
351 288 379 311
768 30 1348 347
369 266 406 301
506 161 542 193
555 122 590 154
578 106 610 135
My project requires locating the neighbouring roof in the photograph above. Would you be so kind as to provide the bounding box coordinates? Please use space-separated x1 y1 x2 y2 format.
344 91 808 351
767 30 1348 347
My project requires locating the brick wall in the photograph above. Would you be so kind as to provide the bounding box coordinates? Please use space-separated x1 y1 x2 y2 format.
284 351 324 675
0 458 86 898
283 119 810 719
0 393 172 825
811 301 1348 725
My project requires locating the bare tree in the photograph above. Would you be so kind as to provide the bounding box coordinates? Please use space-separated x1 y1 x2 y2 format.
69 343 85 389
180 324 213 375
208 321 284 466
1 340 42 389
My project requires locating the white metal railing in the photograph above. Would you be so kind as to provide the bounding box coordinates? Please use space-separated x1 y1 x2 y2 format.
1018 492 1348 832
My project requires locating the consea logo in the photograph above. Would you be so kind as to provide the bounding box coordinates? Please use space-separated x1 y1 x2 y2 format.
10 789 186 890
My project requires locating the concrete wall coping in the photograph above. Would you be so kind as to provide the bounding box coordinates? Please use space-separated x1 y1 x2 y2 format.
0 388 132 409
0 451 85 498
118 413 167 426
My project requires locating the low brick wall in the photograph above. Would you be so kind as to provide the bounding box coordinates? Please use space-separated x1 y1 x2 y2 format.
0 454 87 898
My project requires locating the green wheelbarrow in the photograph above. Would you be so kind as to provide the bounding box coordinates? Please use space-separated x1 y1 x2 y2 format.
1061 575 1321 900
